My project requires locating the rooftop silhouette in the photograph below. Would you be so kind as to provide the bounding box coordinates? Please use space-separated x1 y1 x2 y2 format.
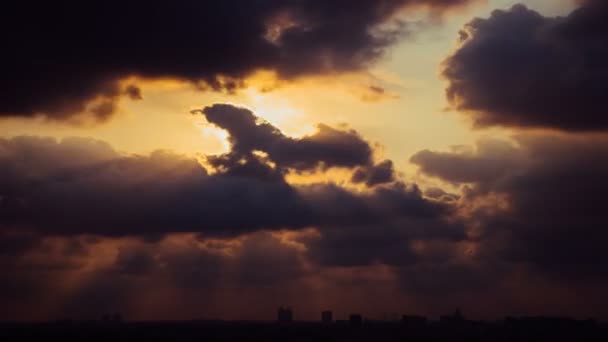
277 306 293 324
1 312 606 342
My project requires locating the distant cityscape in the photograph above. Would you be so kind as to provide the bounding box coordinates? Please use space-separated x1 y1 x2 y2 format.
1 307 606 341
274 306 599 328
8 306 603 327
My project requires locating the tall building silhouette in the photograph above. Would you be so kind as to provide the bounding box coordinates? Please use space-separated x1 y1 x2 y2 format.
349 314 363 327
322 310 333 324
401 315 427 328
277 306 293 323
440 308 466 326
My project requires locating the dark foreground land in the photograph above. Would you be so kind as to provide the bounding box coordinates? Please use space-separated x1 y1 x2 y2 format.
1 318 607 342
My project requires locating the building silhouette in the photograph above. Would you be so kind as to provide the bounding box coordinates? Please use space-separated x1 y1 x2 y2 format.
322 310 333 324
349 314 363 327
101 312 123 323
440 308 465 323
401 315 427 328
277 306 293 323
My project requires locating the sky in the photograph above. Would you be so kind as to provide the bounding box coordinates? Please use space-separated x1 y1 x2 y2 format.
1 0 608 321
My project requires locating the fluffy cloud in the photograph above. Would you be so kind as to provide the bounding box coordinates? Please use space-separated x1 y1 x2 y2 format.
0 105 447 238
197 104 375 172
0 0 473 121
304 219 465 268
351 160 396 186
411 138 522 184
0 102 478 319
411 134 608 279
442 2 608 131
5 129 608 319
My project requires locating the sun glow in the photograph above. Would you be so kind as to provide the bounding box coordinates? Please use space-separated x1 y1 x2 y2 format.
242 88 316 139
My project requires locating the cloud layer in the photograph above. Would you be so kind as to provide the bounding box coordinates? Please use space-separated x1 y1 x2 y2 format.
0 104 447 239
3 104 608 319
412 134 608 279
0 104 471 320
0 0 472 121
3 1 608 321
442 2 608 131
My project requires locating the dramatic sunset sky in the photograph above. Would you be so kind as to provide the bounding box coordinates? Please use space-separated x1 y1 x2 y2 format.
2 0 607 321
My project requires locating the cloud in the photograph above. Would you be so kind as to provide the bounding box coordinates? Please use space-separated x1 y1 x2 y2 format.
412 134 608 279
0 99 481 319
4 130 608 320
197 104 398 187
0 227 480 320
0 135 306 236
124 85 143 101
410 138 523 184
351 160 396 187
197 104 374 172
0 232 304 320
442 2 608 131
114 247 160 276
0 0 473 121
0 105 448 237
304 219 466 268
231 232 307 287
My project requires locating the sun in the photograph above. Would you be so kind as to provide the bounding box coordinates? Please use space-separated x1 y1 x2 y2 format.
242 87 316 139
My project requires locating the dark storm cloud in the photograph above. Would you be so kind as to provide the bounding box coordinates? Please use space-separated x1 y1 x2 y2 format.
0 0 472 121
300 182 446 225
396 261 507 296
306 224 418 267
0 230 315 320
297 180 466 270
410 138 522 184
11 129 608 318
304 218 466 268
442 2 608 131
289 182 463 271
232 232 307 287
0 100 472 314
0 135 307 236
158 243 225 289
198 104 400 188
114 247 159 276
351 160 396 186
0 109 447 237
0 231 95 320
110 232 308 295
0 230 41 257
197 104 374 171
412 134 608 278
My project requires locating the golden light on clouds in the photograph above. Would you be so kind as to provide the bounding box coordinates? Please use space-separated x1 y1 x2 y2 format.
3 0 605 324
0 0 556 178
